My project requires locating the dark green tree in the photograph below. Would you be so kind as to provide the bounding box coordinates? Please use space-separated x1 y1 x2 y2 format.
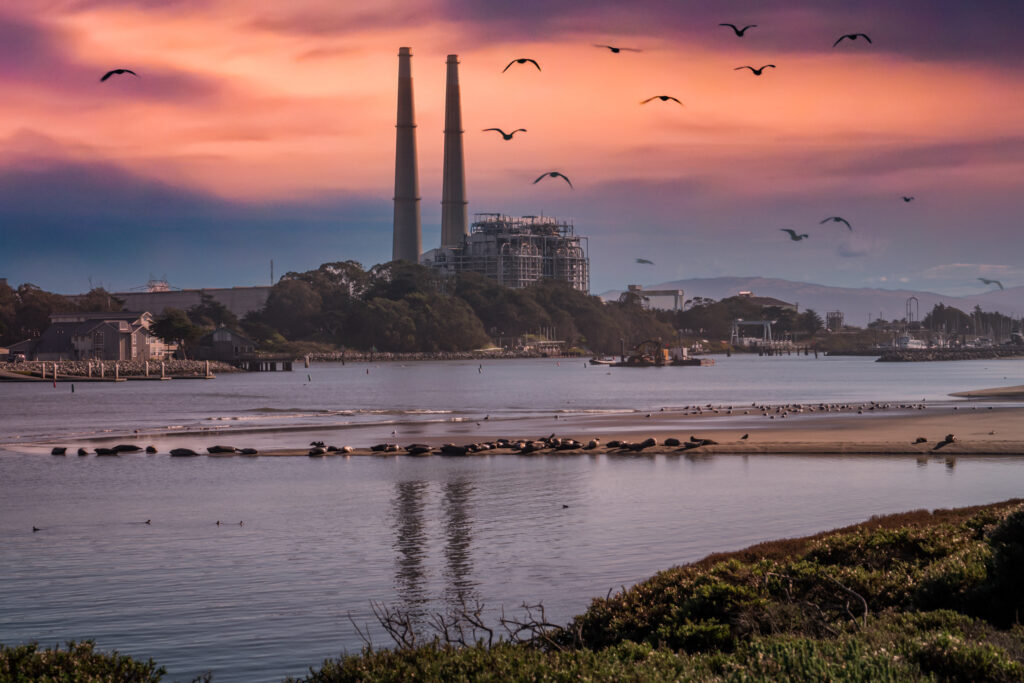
75 288 124 313
151 308 205 358
188 292 238 329
262 279 323 339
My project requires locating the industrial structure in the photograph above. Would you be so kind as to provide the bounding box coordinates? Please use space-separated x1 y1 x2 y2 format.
421 213 590 292
389 48 591 292
440 55 467 248
392 47 422 263
620 284 686 311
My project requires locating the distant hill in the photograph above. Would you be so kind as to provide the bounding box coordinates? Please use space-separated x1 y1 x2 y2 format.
599 277 1024 324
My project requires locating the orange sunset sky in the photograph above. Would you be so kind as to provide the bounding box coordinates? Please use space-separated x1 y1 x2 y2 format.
1 0 1023 298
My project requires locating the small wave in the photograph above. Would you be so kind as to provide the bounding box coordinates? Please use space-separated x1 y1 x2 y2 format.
555 408 638 415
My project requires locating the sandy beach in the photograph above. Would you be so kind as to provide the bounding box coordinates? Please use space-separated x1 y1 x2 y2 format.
254 402 1024 457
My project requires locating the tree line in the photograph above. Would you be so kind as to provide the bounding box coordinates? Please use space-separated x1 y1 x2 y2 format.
4 271 1017 355
225 261 677 354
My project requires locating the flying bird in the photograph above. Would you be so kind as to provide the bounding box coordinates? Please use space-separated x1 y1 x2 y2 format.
780 229 808 241
734 65 775 76
503 58 540 72
533 171 573 188
100 68 137 82
483 127 526 140
636 258 654 265
641 95 683 105
833 33 872 47
594 44 641 53
978 277 1004 290
719 23 757 37
820 216 852 231
902 196 915 202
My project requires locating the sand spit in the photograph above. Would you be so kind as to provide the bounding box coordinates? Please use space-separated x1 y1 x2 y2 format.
950 384 1024 399
19 402 1024 458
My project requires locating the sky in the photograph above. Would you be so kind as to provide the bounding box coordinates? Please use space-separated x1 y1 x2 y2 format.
0 0 1022 297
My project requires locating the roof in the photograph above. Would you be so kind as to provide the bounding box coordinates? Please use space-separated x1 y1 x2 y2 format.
199 325 257 346
49 311 151 325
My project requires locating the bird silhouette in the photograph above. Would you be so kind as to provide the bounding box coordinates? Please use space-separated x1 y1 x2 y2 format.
100 68 137 82
820 216 852 231
32 526 40 532
594 44 641 53
636 258 654 265
833 33 872 47
533 171 573 188
781 229 808 241
641 95 683 105
503 58 540 72
483 127 526 140
719 23 757 36
740 433 749 440
902 196 915 202
978 277 1004 290
735 65 775 76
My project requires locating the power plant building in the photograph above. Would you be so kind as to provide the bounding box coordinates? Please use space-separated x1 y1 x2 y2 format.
421 214 590 292
392 49 591 292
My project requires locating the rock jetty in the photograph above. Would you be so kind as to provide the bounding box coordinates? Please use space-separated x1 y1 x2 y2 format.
877 347 1024 362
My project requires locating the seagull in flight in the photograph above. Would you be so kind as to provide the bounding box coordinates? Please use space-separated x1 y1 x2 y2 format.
483 128 526 140
833 33 872 47
594 44 641 53
902 196 915 202
820 216 852 231
781 229 808 241
504 58 540 72
533 171 573 189
636 258 654 265
719 23 757 37
978 277 1004 290
735 65 775 76
641 95 683 105
100 68 137 82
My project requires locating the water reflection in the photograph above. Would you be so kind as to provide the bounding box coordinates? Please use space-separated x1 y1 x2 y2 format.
392 481 429 616
442 479 475 608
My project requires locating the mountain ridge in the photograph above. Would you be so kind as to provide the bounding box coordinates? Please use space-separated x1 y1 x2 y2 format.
599 277 1024 324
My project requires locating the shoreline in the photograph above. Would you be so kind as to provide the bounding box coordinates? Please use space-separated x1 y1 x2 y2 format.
8 402 1024 457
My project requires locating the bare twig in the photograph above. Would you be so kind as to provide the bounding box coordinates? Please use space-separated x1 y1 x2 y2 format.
347 612 374 650
826 575 869 628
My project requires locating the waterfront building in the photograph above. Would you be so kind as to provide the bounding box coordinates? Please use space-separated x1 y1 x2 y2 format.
22 311 172 361
194 326 258 362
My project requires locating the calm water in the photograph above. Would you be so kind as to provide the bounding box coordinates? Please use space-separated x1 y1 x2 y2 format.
2 355 1023 450
2 356 1024 681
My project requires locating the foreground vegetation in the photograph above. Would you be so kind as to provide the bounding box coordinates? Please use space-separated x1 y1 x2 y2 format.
5 500 1023 681
295 499 1024 682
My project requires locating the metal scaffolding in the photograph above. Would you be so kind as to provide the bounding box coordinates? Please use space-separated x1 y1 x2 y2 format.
422 213 590 292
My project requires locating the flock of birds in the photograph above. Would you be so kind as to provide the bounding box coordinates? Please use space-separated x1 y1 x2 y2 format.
485 23 953 271
491 23 874 196
96 24 1005 289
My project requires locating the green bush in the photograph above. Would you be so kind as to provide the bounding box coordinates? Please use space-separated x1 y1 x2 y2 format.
0 640 165 682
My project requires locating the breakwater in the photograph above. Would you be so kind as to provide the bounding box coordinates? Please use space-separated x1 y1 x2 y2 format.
0 359 239 380
878 347 1024 362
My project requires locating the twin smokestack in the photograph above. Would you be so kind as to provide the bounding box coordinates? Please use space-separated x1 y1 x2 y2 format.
392 48 467 263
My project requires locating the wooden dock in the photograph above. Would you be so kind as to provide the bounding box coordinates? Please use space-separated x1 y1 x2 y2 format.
234 354 295 372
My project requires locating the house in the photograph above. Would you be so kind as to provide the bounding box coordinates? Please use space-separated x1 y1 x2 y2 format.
194 326 257 362
26 312 173 361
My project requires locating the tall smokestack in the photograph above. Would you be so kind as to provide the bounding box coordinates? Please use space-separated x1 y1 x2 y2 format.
393 47 422 262
440 54 467 248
